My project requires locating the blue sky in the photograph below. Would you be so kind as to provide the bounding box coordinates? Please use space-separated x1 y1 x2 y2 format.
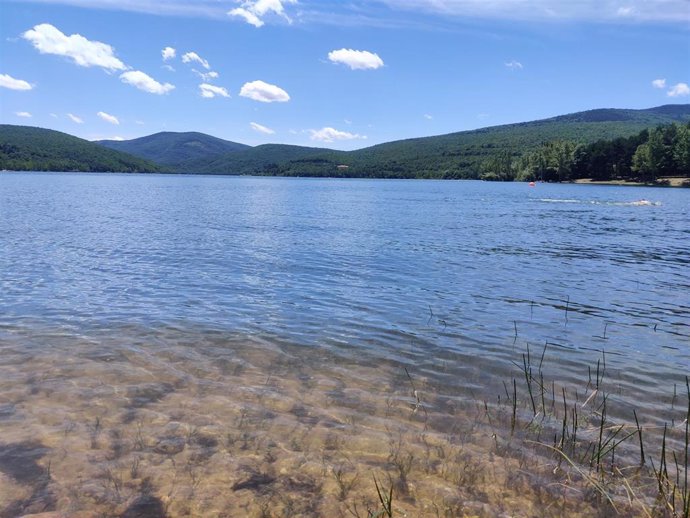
1 0 688 149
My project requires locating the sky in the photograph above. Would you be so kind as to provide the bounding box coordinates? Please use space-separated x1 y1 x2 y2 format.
1 0 688 150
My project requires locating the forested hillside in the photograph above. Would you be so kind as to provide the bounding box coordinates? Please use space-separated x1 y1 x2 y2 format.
4 105 689 181
0 125 162 173
98 132 249 169
185 105 690 178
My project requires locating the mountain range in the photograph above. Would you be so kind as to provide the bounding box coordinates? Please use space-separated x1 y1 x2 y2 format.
2 104 689 178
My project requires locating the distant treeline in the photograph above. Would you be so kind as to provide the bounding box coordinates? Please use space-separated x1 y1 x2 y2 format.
481 122 690 184
240 123 690 184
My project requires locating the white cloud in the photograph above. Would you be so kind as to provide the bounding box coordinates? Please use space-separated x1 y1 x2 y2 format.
0 73 33 91
228 0 297 27
424 114 433 120
135 120 145 125
120 70 175 94
16 111 32 118
239 80 290 103
250 122 275 134
199 83 229 98
162 46 176 61
652 78 667 89
97 111 120 124
22 23 126 71
375 0 689 23
668 82 690 97
182 51 210 69
162 64 175 72
50 113 58 118
328 48 384 70
67 113 84 123
229 7 264 26
505 60 523 70
193 69 219 81
310 127 366 142
14 0 689 24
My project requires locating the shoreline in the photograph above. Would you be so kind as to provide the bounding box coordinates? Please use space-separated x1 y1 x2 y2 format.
573 177 690 187
3 169 690 186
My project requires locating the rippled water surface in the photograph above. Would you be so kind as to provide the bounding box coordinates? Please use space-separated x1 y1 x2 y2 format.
0 172 688 517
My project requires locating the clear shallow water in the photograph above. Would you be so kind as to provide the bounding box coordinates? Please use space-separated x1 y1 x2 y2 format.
0 172 689 516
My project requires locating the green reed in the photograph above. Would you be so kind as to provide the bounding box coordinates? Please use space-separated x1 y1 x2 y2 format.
500 345 689 517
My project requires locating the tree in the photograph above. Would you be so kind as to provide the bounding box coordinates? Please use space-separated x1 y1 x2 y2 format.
673 124 690 174
480 151 515 181
631 143 654 180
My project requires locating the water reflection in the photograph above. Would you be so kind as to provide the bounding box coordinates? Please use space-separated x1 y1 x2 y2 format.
0 173 689 515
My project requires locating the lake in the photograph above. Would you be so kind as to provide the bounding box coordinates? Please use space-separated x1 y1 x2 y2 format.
0 172 688 517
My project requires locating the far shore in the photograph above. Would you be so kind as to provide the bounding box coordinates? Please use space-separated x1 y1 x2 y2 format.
573 177 690 187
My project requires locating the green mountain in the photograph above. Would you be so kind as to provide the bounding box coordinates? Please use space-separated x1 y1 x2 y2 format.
0 125 162 173
98 131 249 169
171 105 690 178
183 104 690 178
4 105 689 178
184 144 347 175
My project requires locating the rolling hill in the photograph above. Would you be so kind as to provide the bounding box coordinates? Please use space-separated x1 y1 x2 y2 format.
182 104 690 178
0 125 162 173
98 131 249 169
3 104 688 178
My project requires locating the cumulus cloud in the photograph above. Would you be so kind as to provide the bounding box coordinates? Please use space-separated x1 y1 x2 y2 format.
668 82 690 97
0 73 33 91
97 111 120 124
120 70 175 94
229 7 263 26
505 60 523 70
199 83 229 98
228 0 297 27
250 122 275 134
239 80 290 102
652 78 667 89
328 49 384 70
310 127 366 142
22 23 126 71
16 111 32 118
162 46 176 61
424 114 433 120
182 51 210 69
67 113 84 123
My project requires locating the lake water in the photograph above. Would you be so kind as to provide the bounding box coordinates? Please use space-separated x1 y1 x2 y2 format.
0 172 688 517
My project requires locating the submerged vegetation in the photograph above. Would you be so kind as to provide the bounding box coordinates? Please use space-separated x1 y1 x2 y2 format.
0 318 687 517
